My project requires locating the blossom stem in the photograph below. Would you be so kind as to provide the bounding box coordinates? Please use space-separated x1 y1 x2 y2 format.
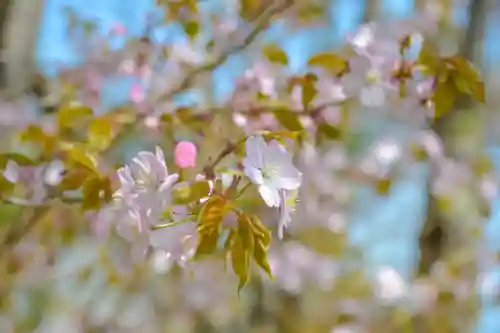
236 182 252 199
151 218 192 230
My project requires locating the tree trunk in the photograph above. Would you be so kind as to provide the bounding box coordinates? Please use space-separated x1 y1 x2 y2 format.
418 0 488 275
362 0 379 23
1 0 45 97
0 0 13 87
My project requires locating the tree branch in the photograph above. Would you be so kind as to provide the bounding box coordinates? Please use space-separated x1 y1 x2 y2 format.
103 0 294 157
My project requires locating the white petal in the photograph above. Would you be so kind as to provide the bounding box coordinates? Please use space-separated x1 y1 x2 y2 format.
243 164 264 185
265 140 292 165
361 84 385 107
155 146 166 166
3 160 19 183
258 185 281 207
137 151 168 181
277 190 291 239
245 136 266 168
276 165 302 190
117 166 133 185
158 173 179 193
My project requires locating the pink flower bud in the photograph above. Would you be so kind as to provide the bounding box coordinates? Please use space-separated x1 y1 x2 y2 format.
110 22 127 36
174 141 197 169
130 83 145 103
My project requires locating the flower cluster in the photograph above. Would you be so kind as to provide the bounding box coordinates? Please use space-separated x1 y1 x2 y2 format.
0 5 494 332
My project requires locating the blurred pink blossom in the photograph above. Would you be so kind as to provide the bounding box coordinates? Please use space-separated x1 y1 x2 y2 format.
110 22 127 36
174 141 197 169
129 83 145 103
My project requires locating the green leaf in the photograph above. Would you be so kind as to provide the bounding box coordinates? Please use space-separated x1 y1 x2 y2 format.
67 146 99 173
188 180 211 202
222 229 235 272
273 109 303 131
18 125 57 159
82 176 112 211
194 195 227 259
432 77 458 118
57 103 93 130
88 117 113 151
172 180 211 205
253 239 273 279
261 130 304 143
308 52 347 75
183 20 200 39
0 153 36 169
262 44 288 65
317 123 342 140
0 174 14 199
417 40 440 74
230 229 250 294
237 213 254 269
301 74 317 110
249 215 273 278
249 214 271 248
58 166 91 191
375 178 392 196
445 54 485 103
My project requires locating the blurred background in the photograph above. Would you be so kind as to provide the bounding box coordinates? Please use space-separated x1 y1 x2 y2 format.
0 0 499 332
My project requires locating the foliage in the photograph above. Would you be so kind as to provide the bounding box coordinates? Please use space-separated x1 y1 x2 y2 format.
0 1 494 333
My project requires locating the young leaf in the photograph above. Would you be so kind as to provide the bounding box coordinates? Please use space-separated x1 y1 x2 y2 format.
57 103 93 130
262 44 288 65
82 176 112 211
18 125 57 159
308 52 347 75
301 74 317 110
317 123 342 140
273 109 303 131
58 166 92 191
230 230 250 294
249 215 272 248
253 238 273 279
67 147 99 174
444 54 485 103
188 180 211 202
432 77 458 118
223 229 235 270
249 215 273 278
417 40 440 74
375 178 392 196
183 20 200 39
194 231 221 259
194 195 227 258
0 153 36 169
0 174 14 198
88 117 113 151
237 213 255 262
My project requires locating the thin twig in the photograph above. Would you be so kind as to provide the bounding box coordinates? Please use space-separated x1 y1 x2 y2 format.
103 0 294 157
0 205 49 255
0 0 296 251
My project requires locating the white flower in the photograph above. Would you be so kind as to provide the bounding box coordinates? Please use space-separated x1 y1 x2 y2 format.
110 147 196 263
243 136 302 238
374 266 407 303
342 55 396 107
114 146 179 210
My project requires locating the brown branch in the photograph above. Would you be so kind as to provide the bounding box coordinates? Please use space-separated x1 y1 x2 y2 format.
0 0 296 253
103 0 294 158
0 205 49 255
157 0 294 103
